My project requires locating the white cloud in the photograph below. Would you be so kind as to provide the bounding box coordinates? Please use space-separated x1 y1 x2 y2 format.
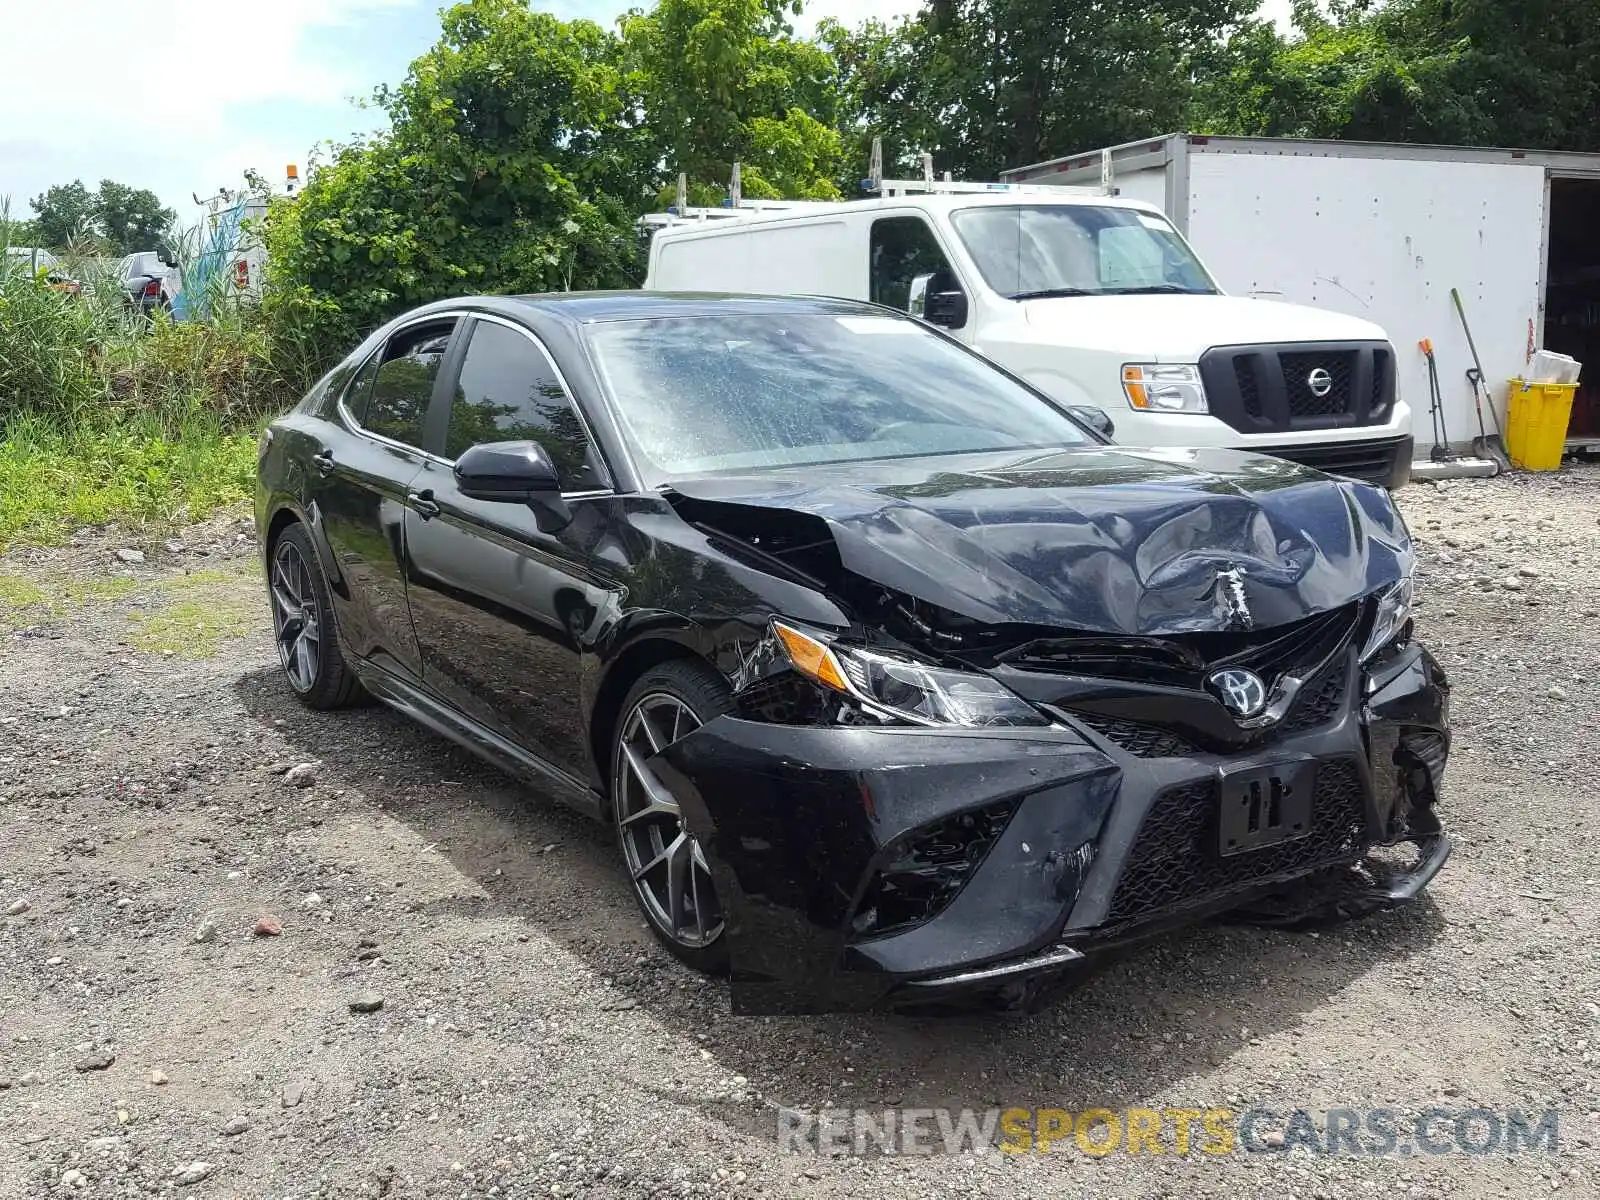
0 0 411 218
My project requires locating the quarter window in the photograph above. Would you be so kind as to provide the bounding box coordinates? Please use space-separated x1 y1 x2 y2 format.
356 321 456 449
870 216 957 312
445 320 605 491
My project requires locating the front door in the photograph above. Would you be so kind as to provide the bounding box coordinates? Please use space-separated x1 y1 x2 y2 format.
403 315 622 783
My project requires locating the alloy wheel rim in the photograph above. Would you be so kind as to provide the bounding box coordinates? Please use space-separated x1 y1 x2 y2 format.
616 693 723 948
270 542 321 694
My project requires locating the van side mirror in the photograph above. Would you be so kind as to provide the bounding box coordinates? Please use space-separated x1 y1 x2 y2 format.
908 272 969 330
157 245 177 268
1068 406 1115 440
454 439 571 532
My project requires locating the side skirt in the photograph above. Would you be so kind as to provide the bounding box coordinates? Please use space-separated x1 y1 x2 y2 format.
352 660 606 823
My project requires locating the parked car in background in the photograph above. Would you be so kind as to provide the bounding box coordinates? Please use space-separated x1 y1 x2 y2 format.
255 292 1452 1015
120 249 178 315
3 246 81 295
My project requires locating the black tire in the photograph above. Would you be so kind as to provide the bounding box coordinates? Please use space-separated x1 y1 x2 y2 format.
610 660 733 974
267 522 365 710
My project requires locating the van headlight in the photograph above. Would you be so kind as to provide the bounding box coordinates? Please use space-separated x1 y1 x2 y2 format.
1122 364 1208 413
772 620 1048 728
1360 576 1415 662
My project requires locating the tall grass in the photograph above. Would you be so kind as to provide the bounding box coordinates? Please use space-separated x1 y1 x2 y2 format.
1 197 310 550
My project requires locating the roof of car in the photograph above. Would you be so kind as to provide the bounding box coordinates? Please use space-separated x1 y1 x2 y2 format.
468 291 882 324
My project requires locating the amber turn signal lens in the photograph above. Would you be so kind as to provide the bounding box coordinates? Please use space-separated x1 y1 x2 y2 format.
773 621 850 693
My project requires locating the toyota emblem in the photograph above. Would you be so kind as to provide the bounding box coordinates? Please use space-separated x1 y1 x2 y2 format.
1307 367 1334 398
1208 668 1269 719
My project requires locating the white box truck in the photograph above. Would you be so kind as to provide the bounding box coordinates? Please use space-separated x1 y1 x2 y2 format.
1004 133 1600 461
645 173 1415 487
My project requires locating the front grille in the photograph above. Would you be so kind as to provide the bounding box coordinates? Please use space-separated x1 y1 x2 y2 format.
1280 658 1347 735
1105 758 1369 924
1070 711 1199 758
850 800 1019 939
1371 347 1393 418
1252 436 1411 487
1281 352 1356 418
1235 357 1264 420
1198 341 1396 435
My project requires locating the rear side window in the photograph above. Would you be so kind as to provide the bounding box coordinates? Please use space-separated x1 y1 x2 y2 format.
870 216 956 312
444 320 606 491
354 321 455 450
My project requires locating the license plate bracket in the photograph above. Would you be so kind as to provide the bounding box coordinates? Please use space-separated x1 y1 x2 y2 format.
1218 758 1316 857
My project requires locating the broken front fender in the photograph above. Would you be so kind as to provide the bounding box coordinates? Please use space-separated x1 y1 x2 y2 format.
651 720 1116 1014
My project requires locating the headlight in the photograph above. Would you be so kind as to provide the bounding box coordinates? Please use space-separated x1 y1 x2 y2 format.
1360 576 1414 662
1122 364 1208 413
772 620 1048 728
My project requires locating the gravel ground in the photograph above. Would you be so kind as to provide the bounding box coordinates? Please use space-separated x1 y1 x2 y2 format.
2 470 1599 1199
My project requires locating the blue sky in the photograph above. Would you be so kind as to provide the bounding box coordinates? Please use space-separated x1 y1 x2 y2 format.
0 0 1291 235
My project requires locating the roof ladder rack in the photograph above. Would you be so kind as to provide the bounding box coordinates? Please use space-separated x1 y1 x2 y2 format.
860 136 1117 197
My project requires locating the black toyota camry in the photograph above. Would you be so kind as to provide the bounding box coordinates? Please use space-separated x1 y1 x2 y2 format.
255 292 1452 1014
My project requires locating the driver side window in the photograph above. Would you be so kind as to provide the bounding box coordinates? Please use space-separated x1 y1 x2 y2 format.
444 319 607 492
870 216 956 312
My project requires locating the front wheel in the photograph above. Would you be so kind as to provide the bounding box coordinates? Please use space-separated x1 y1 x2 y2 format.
611 661 732 973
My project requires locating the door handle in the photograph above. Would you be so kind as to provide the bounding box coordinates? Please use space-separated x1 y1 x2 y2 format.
311 449 335 477
408 489 441 520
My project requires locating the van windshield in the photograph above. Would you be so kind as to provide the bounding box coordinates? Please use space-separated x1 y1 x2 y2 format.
584 311 1093 481
951 205 1218 300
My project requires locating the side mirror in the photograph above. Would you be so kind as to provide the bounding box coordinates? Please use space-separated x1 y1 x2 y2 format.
157 245 177 268
454 440 571 531
1068 405 1115 440
908 271 968 330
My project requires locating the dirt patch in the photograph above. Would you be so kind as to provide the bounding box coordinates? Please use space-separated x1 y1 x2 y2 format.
1 471 1598 1199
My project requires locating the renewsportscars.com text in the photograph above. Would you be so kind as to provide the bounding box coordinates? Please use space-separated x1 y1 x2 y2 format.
777 1106 1561 1158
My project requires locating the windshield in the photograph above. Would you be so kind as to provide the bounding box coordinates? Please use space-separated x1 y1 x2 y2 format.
585 312 1092 481
951 204 1218 300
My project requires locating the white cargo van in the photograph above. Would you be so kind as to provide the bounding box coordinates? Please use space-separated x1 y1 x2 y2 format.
645 186 1414 487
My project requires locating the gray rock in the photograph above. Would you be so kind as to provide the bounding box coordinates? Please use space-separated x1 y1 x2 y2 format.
1500 577 1524 592
73 1052 114 1072
283 762 319 788
194 920 218 944
281 1080 307 1108
5 898 29 916
148 1068 169 1085
114 548 145 564
59 1168 88 1188
1548 686 1569 701
18 1071 41 1086
172 1162 214 1185
222 1116 250 1136
348 992 385 1014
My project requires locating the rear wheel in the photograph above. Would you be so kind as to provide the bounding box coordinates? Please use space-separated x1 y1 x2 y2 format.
268 523 364 710
611 661 732 973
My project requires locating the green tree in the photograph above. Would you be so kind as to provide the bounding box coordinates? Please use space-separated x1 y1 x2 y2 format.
94 180 176 255
266 0 655 355
624 0 847 200
824 0 1257 180
29 181 96 249
1194 0 1600 151
28 179 175 253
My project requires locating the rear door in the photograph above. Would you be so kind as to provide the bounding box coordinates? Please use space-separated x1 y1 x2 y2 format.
402 314 621 782
310 316 461 683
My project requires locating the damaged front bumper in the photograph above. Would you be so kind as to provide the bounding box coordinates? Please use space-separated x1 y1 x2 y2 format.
653 642 1451 1015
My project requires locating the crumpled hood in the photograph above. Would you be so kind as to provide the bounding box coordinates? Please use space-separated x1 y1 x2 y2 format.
666 446 1412 636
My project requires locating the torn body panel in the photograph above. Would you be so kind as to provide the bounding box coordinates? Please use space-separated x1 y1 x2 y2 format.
653 640 1450 1015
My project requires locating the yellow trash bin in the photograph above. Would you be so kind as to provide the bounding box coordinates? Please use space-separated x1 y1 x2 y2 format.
1505 379 1578 471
